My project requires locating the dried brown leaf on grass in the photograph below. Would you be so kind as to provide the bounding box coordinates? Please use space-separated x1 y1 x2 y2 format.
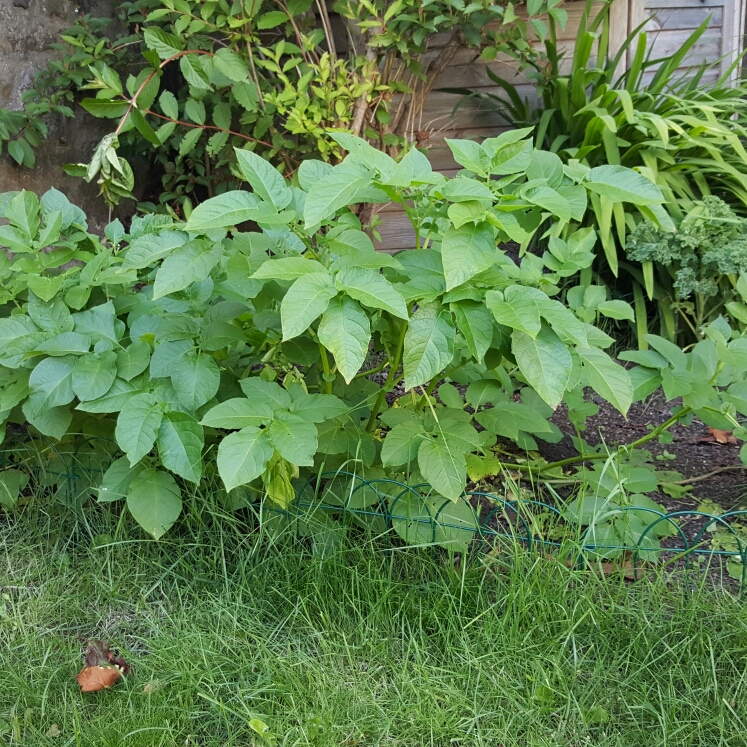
76 640 130 693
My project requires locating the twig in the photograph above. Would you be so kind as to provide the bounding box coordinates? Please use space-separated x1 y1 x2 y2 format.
668 465 747 486
315 0 337 61
110 40 144 53
246 40 265 108
144 110 274 148
394 29 462 141
351 92 369 138
276 0 314 64
115 50 212 136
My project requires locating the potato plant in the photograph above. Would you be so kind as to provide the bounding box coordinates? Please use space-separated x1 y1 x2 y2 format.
1 132 746 549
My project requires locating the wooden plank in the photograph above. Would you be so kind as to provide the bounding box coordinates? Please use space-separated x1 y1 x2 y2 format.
646 29 723 67
433 60 529 89
434 50 580 89
640 66 720 85
645 0 727 8
421 84 539 109
645 7 723 29
722 2 736 81
628 0 647 67
420 40 577 77
411 89 534 134
739 0 747 82
628 0 738 79
382 81 529 142
720 0 743 81
431 128 510 145
609 0 631 77
427 2 605 46
445 39 578 63
372 211 416 252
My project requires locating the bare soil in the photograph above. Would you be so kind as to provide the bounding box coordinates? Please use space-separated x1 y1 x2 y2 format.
540 391 747 511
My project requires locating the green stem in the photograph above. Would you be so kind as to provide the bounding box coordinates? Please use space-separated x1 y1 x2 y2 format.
696 292 705 337
416 360 467 410
400 196 424 250
676 306 699 338
352 358 389 381
420 377 441 405
700 404 740 430
366 321 407 432
574 424 586 460
505 406 693 475
319 344 333 395
365 375 397 433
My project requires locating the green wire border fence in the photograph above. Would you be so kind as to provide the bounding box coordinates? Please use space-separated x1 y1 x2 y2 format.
2 434 747 591
293 472 747 589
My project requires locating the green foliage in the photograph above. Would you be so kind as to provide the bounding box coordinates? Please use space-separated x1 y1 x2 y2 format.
0 0 555 210
0 16 137 172
443 0 747 345
2 132 746 553
626 197 747 339
704 512 747 581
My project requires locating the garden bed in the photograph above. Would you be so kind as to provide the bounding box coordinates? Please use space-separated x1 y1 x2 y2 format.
541 390 746 507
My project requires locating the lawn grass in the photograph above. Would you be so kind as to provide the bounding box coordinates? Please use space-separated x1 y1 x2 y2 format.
1 498 747 747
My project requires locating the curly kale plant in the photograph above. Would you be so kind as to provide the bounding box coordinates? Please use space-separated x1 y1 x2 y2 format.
626 197 747 340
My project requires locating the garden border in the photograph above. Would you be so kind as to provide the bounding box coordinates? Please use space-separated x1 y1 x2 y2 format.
291 471 747 588
2 436 746 591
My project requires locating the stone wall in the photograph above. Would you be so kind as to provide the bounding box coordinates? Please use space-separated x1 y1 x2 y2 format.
0 0 117 228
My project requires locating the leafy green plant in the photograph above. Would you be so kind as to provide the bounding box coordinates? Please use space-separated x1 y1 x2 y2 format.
442 0 747 344
0 16 139 171
1 131 746 555
0 0 553 211
626 197 747 340
702 510 747 581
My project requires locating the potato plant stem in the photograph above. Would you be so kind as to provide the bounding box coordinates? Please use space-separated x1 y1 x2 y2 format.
319 344 333 395
504 406 693 475
366 321 407 432
416 361 467 411
352 358 388 381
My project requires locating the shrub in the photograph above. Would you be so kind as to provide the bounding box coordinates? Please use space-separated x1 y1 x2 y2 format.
626 197 747 339
0 0 553 210
1 133 746 555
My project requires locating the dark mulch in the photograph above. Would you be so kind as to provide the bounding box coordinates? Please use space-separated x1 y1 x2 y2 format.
539 390 747 511
359 346 747 586
538 395 747 591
